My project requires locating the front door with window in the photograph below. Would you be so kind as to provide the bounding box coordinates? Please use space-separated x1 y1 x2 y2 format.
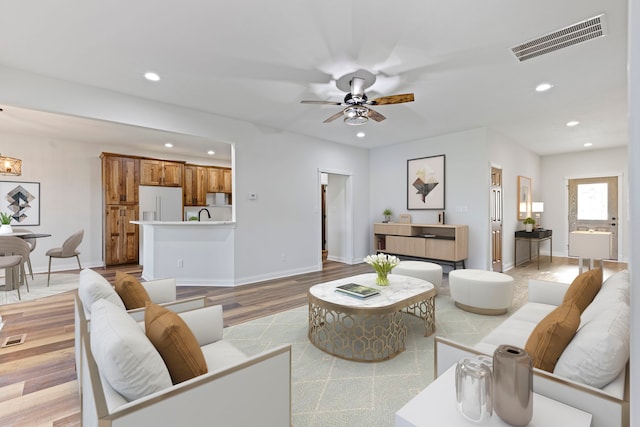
568 176 618 260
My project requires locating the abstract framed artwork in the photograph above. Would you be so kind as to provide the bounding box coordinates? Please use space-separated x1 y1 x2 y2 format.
517 175 532 220
407 155 445 210
0 181 40 226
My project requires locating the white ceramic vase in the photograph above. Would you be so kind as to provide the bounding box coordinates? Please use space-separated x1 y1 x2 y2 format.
0 224 13 234
525 224 533 232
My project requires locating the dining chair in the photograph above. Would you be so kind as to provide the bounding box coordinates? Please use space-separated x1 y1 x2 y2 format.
12 228 36 280
0 236 32 299
46 229 84 286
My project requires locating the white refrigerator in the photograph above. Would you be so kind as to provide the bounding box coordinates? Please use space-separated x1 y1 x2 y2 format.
139 186 183 221
138 186 183 267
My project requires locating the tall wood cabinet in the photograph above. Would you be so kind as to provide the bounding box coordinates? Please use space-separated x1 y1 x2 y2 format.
101 153 140 266
140 159 184 186
373 223 468 268
183 165 208 206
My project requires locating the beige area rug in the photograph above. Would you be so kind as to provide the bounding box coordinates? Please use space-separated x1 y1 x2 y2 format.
224 278 529 427
0 273 80 306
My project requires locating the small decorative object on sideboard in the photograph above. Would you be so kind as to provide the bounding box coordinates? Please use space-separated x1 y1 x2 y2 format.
523 217 536 232
0 212 13 234
382 208 392 223
493 345 533 426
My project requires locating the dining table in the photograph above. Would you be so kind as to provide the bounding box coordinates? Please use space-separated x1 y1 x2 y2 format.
0 232 52 291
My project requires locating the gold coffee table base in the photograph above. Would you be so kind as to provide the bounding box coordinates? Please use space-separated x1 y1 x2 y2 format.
308 294 435 362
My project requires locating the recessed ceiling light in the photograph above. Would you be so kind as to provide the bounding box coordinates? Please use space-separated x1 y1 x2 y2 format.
584 142 593 147
566 120 580 127
356 132 365 138
164 142 173 148
207 150 215 155
144 72 160 82
535 83 553 92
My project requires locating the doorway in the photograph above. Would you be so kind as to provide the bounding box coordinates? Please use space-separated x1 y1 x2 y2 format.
567 176 619 260
490 166 503 272
319 170 353 266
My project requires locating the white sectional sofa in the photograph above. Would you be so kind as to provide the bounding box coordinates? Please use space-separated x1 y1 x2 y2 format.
74 269 292 427
435 269 630 427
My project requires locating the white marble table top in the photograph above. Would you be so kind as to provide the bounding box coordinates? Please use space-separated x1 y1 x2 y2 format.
309 273 435 308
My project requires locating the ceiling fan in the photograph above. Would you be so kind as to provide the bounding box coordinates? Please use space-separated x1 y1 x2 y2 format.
300 70 414 125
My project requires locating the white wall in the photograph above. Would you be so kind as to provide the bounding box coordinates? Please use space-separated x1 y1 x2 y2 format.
0 65 372 283
627 0 639 421
488 130 541 269
369 128 490 269
540 147 629 261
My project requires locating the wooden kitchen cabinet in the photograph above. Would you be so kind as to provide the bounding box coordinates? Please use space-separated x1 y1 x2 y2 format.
184 165 208 206
140 159 184 186
207 167 232 193
102 154 139 204
105 205 139 265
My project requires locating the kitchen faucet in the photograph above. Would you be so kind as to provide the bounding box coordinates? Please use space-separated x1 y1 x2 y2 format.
198 208 211 221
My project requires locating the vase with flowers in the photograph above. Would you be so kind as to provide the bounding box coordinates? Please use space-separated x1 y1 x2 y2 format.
364 253 400 286
0 212 13 234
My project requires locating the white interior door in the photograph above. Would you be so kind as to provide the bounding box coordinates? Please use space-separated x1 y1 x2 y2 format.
568 176 618 260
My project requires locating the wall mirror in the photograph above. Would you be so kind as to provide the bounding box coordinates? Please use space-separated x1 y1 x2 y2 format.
517 176 532 220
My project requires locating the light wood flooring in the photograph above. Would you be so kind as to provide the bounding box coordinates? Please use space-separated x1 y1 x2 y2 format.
0 258 627 426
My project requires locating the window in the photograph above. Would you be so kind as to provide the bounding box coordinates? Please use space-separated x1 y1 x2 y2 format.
577 183 608 220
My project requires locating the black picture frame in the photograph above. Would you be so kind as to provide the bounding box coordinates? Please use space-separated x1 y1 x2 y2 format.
407 155 445 210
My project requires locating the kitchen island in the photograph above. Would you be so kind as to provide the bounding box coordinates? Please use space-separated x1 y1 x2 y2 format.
132 220 235 286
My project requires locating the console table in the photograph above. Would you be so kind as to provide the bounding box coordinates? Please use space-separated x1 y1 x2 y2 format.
373 223 468 269
395 364 592 427
514 229 552 269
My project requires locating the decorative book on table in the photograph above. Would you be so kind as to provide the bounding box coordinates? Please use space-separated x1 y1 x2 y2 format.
335 283 380 298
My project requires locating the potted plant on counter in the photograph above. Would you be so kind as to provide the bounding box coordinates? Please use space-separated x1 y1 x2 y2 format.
0 212 13 234
523 217 536 232
383 209 393 223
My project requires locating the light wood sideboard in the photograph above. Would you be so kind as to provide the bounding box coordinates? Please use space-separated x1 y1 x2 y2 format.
374 223 468 268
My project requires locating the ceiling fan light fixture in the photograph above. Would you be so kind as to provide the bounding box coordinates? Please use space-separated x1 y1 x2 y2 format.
344 116 368 125
0 153 22 176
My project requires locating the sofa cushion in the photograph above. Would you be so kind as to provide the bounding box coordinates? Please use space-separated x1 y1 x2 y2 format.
90 299 172 401
145 303 208 384
78 268 125 313
554 301 630 388
525 303 581 372
562 268 602 312
114 271 151 310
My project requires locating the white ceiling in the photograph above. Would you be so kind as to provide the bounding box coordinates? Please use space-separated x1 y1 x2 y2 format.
0 0 629 157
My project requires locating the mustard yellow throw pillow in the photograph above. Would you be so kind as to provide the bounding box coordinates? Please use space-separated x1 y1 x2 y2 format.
562 268 603 312
145 303 208 384
525 303 581 372
114 271 151 310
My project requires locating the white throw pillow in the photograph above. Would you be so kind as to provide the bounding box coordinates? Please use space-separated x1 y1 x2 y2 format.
78 268 125 313
90 299 172 401
554 301 630 388
580 270 629 325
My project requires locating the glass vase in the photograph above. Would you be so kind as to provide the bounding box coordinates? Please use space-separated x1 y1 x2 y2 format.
375 270 390 286
455 357 493 424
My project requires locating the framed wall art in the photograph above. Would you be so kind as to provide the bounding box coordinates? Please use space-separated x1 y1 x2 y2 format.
517 175 532 220
407 155 445 210
0 181 40 226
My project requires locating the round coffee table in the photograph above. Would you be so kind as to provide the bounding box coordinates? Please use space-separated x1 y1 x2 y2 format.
308 273 436 362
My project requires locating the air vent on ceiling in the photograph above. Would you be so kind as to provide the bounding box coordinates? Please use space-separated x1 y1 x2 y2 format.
511 14 607 62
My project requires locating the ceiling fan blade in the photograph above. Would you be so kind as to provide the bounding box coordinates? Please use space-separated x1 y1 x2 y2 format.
323 110 345 123
301 100 342 105
369 93 415 105
367 108 386 122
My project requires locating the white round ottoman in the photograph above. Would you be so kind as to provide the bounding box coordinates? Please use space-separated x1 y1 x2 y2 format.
393 261 443 293
449 269 514 315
